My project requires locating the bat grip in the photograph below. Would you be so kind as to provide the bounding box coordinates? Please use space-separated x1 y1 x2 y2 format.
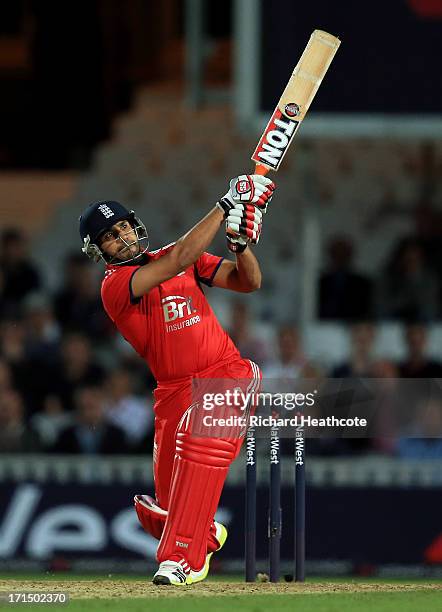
254 164 269 176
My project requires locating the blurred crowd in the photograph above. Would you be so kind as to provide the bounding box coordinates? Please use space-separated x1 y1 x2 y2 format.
0 225 441 459
0 229 155 456
318 200 442 321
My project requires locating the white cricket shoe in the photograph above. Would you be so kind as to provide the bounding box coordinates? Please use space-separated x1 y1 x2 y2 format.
152 521 228 586
152 559 191 585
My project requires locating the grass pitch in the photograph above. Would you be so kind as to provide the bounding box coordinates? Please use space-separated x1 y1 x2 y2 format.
0 575 440 611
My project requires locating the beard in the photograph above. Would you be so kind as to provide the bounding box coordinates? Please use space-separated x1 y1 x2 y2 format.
117 242 140 258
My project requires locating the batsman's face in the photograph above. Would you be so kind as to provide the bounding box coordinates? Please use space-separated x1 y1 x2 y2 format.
100 220 140 260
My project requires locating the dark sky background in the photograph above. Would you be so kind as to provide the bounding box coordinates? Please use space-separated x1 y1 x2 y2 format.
0 1 440 170
261 0 442 114
1 2 125 168
0 0 234 170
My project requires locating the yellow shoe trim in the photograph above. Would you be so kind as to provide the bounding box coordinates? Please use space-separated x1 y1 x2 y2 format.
215 522 228 551
189 522 228 584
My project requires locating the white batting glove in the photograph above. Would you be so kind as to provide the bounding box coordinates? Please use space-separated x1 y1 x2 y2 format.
226 203 264 253
217 174 276 217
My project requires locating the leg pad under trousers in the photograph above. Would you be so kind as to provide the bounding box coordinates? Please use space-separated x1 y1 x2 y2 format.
134 494 221 553
156 427 241 570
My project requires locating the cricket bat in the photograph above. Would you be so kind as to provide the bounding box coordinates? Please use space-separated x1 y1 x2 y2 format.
252 29 341 175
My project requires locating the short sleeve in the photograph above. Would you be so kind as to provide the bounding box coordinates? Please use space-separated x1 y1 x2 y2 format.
194 252 224 287
101 267 140 321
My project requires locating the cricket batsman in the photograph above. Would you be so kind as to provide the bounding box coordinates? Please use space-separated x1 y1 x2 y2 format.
78 174 275 585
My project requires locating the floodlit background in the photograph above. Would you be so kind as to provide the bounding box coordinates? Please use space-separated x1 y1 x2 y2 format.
0 0 441 577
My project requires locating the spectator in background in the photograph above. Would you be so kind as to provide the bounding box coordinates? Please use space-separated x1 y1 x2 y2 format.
318 235 373 321
263 325 306 381
53 253 111 341
0 309 59 415
412 201 442 318
413 200 442 280
399 324 442 378
0 317 29 394
51 385 127 454
300 359 374 457
0 389 41 453
262 242 301 323
370 360 401 455
51 332 106 411
0 269 5 319
103 369 153 451
0 228 41 313
23 293 60 359
376 239 439 322
113 336 157 396
0 358 14 394
228 300 268 366
396 396 442 459
30 394 73 450
332 322 377 377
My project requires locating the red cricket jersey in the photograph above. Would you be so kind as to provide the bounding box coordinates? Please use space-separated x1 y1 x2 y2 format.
101 244 240 382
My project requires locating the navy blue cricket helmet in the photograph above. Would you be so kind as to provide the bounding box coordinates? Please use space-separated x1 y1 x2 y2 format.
79 200 149 264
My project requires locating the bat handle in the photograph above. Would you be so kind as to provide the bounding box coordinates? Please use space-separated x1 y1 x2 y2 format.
254 164 269 176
